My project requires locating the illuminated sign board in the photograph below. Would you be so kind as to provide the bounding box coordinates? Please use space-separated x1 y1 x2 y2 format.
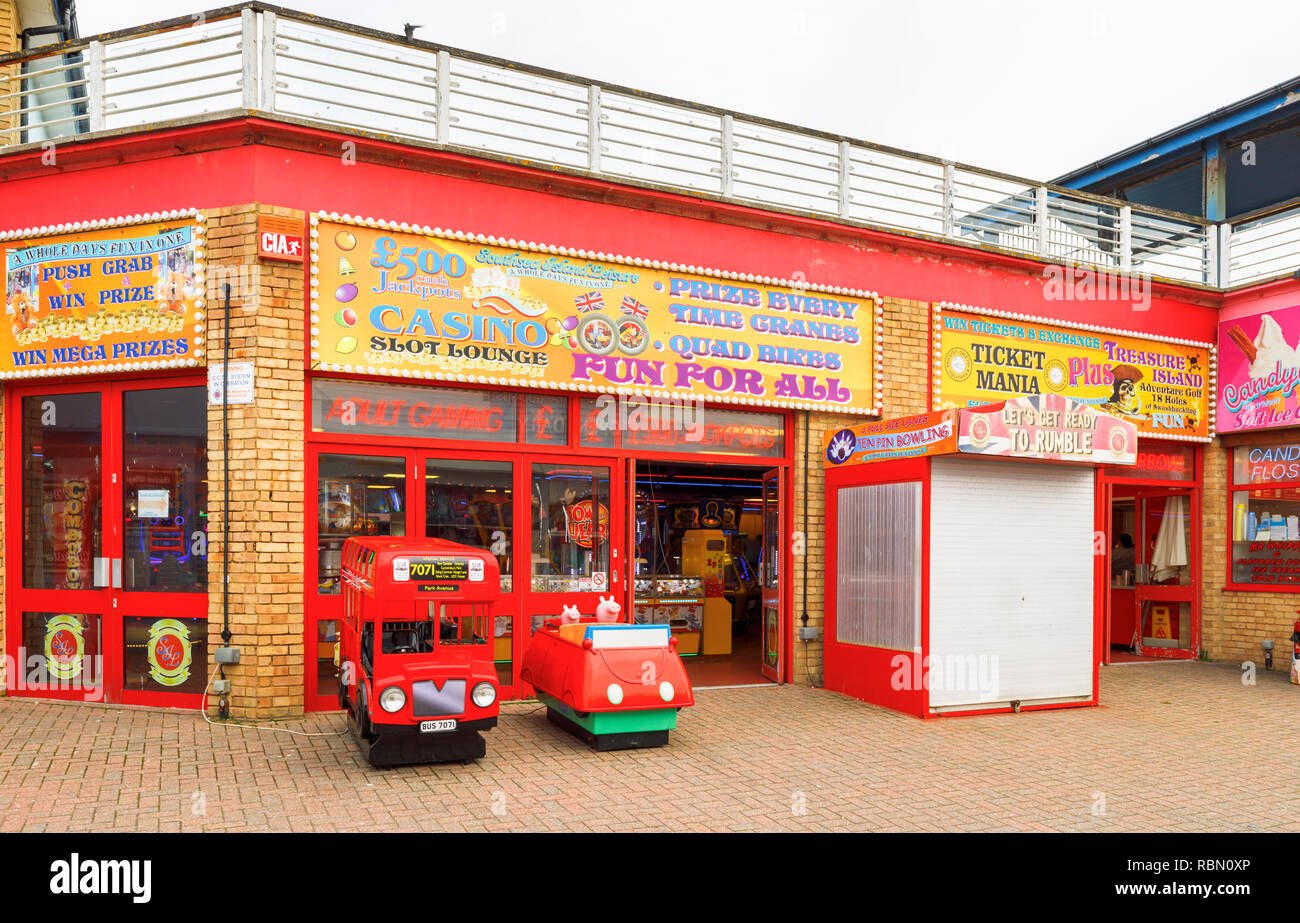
312 215 880 414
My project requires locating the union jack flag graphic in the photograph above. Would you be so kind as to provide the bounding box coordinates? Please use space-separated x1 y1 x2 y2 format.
620 296 648 319
574 291 604 313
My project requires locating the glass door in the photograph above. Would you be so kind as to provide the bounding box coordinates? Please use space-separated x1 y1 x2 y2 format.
305 446 415 710
1105 486 1138 659
7 387 112 702
760 468 784 683
1133 487 1197 658
116 383 210 706
520 456 622 691
5 379 208 705
422 454 519 699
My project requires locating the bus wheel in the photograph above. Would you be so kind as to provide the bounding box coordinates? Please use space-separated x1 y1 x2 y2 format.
355 687 374 740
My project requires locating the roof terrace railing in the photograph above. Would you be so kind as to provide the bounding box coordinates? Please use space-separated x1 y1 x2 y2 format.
0 3 1280 291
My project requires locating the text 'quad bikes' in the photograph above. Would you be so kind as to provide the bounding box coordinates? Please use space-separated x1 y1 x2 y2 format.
522 606 695 751
338 537 500 768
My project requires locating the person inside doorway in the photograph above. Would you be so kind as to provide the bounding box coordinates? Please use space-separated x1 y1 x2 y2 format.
1111 532 1135 581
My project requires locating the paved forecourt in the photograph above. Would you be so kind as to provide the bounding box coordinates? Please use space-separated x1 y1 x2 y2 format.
0 662 1293 832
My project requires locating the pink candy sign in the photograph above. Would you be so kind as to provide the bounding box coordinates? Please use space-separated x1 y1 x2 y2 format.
1219 304 1300 432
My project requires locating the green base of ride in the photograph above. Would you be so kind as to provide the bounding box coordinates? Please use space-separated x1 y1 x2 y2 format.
536 692 678 751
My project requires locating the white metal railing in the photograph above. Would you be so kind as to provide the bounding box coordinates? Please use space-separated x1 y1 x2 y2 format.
1226 207 1300 287
0 3 1270 289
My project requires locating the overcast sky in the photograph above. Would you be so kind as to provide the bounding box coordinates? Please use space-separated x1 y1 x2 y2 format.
81 0 1300 181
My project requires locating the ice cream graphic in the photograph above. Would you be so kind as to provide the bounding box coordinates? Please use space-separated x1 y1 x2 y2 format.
1247 314 1300 379
1228 313 1300 413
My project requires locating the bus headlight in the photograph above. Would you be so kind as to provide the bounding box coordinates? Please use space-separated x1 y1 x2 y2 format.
659 680 675 702
471 682 497 708
379 685 406 713
607 683 624 705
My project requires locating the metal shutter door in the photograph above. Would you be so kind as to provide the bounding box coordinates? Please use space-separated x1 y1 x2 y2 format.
928 457 1095 711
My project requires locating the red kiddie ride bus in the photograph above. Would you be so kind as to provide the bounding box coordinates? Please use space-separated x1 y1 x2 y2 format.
337 537 501 768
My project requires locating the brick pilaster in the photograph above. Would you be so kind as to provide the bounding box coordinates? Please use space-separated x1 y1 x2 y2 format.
204 205 307 718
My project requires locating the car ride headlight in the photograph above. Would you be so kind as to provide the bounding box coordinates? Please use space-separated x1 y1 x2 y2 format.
606 683 624 705
471 682 497 708
659 680 675 702
379 685 406 713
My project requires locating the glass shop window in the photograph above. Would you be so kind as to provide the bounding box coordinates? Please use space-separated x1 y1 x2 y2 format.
524 395 568 446
20 612 104 689
577 397 615 448
21 393 103 591
122 387 208 593
318 454 407 595
1103 443 1194 481
835 481 921 650
426 459 514 593
123 616 207 694
530 462 611 593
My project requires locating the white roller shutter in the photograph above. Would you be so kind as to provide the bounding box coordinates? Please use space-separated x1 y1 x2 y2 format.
928 457 1095 712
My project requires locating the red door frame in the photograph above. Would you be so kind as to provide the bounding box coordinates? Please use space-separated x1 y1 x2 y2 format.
1098 480 1114 660
624 457 637 623
4 374 209 708
303 441 420 711
517 451 623 696
1132 486 1199 659
302 374 796 707
760 467 784 683
1096 444 1202 664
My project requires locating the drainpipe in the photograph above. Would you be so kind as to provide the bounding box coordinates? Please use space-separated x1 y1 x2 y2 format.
219 282 232 718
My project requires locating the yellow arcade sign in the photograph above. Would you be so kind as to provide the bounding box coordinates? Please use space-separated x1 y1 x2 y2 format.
934 304 1213 441
1 217 205 379
311 216 880 414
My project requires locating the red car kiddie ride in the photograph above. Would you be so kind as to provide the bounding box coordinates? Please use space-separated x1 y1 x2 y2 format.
337 537 500 768
522 617 695 751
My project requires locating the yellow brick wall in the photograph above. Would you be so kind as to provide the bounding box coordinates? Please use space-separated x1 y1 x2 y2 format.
1201 433 1300 673
0 2 18 143
203 205 307 718
791 297 931 685
0 0 16 51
